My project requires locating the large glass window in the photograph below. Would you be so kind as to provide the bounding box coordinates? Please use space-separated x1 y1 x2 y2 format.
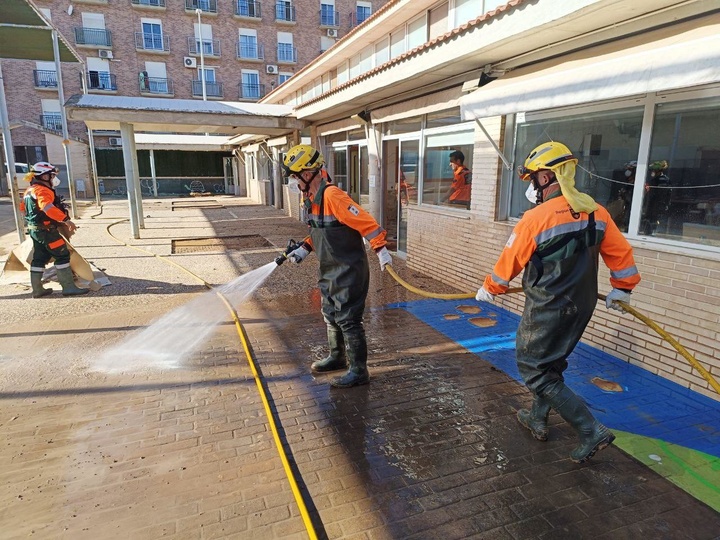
510 107 644 230
642 97 720 247
422 131 474 209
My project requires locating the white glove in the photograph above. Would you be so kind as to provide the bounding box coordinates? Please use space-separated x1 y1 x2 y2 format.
606 288 631 312
376 246 392 271
288 245 310 264
475 286 495 303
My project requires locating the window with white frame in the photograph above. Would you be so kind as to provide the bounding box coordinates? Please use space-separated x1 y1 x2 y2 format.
141 19 164 50
279 72 292 84
504 93 720 249
453 0 479 26
423 126 474 209
356 1 371 25
374 36 389 66
277 32 295 62
429 2 449 39
407 14 427 50
143 61 168 93
241 70 261 98
194 23 214 55
320 0 336 26
390 27 405 59
239 29 260 59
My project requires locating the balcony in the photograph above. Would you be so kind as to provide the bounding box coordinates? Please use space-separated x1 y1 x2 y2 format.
34 70 58 89
188 37 221 57
191 80 223 98
239 82 265 100
277 44 297 64
319 8 339 27
237 42 263 61
135 32 170 52
235 0 261 19
74 27 112 47
131 0 165 8
185 0 217 14
139 75 173 96
275 3 296 23
40 113 62 132
87 71 117 92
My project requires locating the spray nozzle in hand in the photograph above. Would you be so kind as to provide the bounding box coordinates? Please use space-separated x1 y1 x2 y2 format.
275 239 303 265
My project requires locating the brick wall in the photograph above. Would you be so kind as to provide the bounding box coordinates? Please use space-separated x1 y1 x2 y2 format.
407 116 720 402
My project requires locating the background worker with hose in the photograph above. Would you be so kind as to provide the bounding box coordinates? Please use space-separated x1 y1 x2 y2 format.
281 144 392 388
475 141 641 463
19 162 88 297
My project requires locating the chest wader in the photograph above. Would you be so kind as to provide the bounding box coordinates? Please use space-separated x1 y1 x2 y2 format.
515 212 614 462
309 185 370 388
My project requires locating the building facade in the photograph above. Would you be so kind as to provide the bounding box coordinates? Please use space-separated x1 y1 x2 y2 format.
2 0 385 196
238 0 720 400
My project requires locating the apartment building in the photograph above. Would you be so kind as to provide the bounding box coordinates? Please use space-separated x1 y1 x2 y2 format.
3 0 385 195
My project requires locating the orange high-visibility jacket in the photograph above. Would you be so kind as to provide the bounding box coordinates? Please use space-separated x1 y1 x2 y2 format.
20 183 68 225
449 166 471 203
303 183 387 252
484 195 640 294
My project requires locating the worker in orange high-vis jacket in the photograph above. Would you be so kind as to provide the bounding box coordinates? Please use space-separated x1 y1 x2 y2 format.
475 141 640 463
440 150 471 208
19 162 88 297
282 144 391 388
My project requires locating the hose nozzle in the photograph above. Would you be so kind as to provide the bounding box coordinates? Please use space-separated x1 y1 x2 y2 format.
275 238 302 265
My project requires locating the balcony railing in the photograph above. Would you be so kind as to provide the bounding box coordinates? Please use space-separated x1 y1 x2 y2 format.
135 32 170 51
235 0 261 18
351 9 371 27
192 80 223 98
239 82 265 100
188 37 221 57
139 75 173 95
74 27 112 47
34 69 58 88
185 0 217 13
131 0 165 6
277 44 297 63
40 113 62 132
319 8 339 27
237 42 263 60
275 3 296 22
87 71 117 91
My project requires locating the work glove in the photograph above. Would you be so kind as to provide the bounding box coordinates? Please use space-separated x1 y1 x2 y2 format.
376 246 392 271
605 288 632 312
288 245 310 264
475 286 495 303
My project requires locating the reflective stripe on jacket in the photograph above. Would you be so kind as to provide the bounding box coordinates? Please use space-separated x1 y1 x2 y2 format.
20 183 68 226
484 194 640 294
303 182 387 252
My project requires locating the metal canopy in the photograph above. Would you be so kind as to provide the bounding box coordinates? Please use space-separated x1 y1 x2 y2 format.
0 0 80 62
64 94 306 136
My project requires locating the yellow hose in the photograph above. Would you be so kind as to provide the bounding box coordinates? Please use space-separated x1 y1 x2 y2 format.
105 220 319 539
386 263 720 396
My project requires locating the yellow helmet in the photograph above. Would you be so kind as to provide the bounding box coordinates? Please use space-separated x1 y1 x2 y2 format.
517 141 577 181
283 144 325 174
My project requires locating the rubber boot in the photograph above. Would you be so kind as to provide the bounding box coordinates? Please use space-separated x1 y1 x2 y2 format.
545 383 615 463
330 332 369 388
30 271 53 298
56 266 89 296
517 396 551 441
311 326 347 373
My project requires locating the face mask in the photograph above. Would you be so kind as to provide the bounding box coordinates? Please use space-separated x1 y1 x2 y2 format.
525 183 538 205
287 178 301 195
51 177 61 188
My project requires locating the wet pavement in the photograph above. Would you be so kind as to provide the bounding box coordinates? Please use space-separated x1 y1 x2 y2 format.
0 197 718 539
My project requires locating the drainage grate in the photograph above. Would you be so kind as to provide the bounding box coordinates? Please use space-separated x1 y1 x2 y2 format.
172 235 272 253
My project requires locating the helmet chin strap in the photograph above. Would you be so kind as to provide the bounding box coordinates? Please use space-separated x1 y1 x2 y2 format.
531 174 557 204
299 168 320 193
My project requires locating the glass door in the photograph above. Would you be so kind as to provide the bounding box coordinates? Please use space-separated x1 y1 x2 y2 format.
397 139 419 254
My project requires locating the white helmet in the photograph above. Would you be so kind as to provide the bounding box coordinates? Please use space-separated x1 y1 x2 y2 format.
30 161 59 177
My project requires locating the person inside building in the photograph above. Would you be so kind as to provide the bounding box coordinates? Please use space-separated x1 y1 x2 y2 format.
282 144 392 388
641 159 672 236
475 141 641 463
440 150 471 208
20 161 89 297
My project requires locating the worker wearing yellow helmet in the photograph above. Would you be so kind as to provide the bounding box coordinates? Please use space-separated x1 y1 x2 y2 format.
282 144 391 388
475 141 640 463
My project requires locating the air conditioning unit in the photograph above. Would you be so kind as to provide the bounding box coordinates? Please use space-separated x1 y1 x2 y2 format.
183 56 197 68
326 29 338 38
108 137 122 147
98 49 113 59
266 64 278 75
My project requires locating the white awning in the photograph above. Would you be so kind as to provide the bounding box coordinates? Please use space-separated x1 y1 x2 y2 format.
460 22 720 121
